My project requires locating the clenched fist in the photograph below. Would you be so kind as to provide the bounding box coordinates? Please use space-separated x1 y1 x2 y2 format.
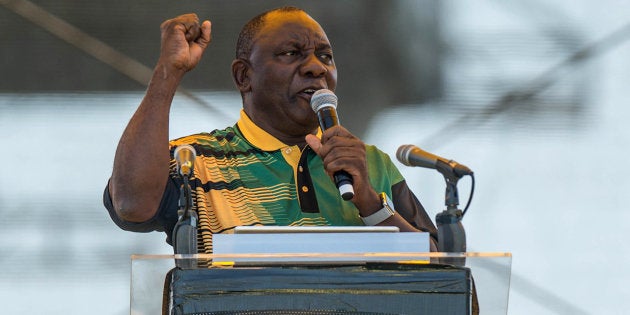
158 13 212 74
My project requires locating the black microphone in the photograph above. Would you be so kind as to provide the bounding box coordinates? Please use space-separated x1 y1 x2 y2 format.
396 144 472 178
310 89 354 201
174 144 196 177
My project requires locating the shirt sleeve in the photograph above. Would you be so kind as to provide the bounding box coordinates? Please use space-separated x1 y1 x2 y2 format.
102 177 180 244
365 145 438 247
391 179 438 244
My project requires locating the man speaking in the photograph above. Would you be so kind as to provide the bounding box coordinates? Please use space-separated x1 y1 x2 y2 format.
103 6 438 253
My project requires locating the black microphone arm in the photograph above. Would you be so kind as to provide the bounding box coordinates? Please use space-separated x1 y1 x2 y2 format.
172 144 198 269
310 89 355 201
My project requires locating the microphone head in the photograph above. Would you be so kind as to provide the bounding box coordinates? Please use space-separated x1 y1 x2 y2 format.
396 144 439 169
397 144 473 176
396 144 415 166
310 89 337 112
174 144 196 177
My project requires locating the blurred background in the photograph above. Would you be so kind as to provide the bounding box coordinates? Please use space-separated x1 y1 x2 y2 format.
1 0 629 314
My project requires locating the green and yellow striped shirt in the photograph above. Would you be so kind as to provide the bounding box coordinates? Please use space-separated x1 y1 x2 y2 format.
104 110 436 253
170 110 404 253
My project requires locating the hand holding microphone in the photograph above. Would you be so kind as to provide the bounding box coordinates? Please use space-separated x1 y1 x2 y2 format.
309 89 355 200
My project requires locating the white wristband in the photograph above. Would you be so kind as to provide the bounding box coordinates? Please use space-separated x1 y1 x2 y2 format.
360 192 396 226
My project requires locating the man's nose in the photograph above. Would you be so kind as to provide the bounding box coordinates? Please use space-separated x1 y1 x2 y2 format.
300 54 328 77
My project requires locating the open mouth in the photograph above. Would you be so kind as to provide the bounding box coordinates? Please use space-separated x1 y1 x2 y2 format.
298 87 325 103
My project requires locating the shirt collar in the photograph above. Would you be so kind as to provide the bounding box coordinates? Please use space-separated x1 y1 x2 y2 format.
236 109 322 152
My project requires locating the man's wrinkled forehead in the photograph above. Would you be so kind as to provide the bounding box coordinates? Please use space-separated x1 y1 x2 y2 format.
256 11 331 45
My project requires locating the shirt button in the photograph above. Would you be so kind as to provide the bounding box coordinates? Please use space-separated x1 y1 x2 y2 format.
298 165 303 172
302 186 309 193
285 148 292 154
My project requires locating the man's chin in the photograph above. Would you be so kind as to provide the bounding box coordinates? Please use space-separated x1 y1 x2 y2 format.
295 95 314 111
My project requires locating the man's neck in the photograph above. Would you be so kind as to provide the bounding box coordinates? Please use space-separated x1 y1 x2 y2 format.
237 108 316 151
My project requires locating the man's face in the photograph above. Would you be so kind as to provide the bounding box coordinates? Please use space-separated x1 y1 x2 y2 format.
246 11 338 138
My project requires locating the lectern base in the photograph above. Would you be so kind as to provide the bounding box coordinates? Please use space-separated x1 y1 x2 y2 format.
164 263 474 315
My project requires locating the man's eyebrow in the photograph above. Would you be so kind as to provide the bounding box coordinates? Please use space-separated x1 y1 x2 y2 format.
313 38 331 47
280 39 301 47
314 35 332 49
316 43 333 50
282 33 332 49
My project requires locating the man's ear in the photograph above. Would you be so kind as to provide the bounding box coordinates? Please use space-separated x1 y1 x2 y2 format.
231 59 251 93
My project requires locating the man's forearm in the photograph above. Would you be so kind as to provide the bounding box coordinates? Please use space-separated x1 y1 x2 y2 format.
109 65 184 222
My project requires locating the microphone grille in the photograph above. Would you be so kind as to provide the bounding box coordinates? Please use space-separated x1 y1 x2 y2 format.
174 144 197 176
396 144 414 166
310 89 337 112
174 144 197 160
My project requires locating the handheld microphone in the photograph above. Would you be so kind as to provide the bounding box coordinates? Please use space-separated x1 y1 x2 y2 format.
396 144 472 178
310 89 355 201
174 144 196 177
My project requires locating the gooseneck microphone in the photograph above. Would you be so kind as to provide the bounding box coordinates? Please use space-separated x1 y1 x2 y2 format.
397 144 472 260
310 89 355 201
396 144 473 178
172 144 198 269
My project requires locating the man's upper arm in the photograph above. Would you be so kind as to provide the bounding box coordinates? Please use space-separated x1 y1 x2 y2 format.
103 178 180 241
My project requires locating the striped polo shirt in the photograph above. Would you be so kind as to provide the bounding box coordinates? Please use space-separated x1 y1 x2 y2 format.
167 110 405 254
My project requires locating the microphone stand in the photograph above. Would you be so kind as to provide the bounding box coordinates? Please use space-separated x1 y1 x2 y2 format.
172 174 198 269
434 160 467 266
